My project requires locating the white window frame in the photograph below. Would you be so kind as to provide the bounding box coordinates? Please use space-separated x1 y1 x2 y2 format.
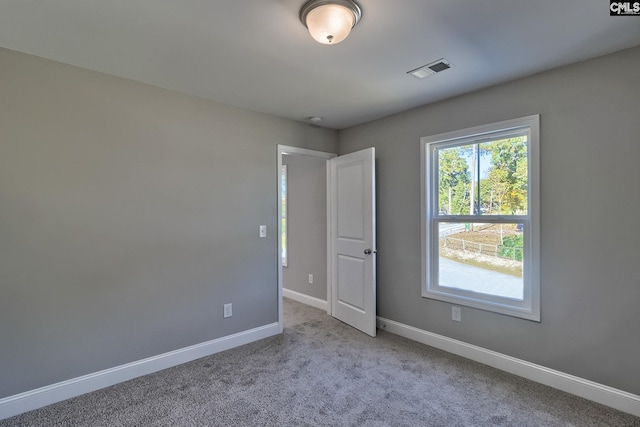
420 115 540 321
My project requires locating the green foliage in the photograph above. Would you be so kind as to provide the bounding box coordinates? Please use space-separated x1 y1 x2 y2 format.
451 181 470 215
438 147 470 214
437 137 528 216
438 148 469 188
499 234 523 261
485 137 528 214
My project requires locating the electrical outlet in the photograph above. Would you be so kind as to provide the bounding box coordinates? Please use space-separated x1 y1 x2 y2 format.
308 274 313 284
452 306 461 322
224 303 232 318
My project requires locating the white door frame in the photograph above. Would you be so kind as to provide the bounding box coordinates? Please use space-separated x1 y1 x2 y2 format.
277 145 336 333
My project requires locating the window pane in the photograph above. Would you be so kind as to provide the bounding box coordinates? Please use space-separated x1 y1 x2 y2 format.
438 222 524 300
437 146 471 215
480 137 528 215
438 136 528 216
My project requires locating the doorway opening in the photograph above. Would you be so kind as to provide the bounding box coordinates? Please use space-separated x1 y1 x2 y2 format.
277 145 377 337
277 146 335 333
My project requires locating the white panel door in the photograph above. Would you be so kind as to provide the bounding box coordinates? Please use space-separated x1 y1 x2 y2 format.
330 148 376 337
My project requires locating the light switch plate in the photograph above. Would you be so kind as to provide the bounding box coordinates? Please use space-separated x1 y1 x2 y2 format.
259 225 267 238
224 303 232 318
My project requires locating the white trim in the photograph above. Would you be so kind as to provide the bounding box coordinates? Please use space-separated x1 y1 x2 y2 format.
377 316 640 417
283 288 328 311
326 158 333 316
0 323 279 421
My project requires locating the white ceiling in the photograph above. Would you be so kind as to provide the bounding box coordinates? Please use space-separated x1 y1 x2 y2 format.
1 0 639 129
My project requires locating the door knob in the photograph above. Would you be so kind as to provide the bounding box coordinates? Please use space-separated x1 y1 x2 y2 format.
364 248 376 255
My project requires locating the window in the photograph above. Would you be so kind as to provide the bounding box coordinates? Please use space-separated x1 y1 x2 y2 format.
421 115 540 321
281 164 288 267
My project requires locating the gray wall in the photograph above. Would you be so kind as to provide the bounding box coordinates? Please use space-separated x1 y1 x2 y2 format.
282 154 328 301
3 40 640 402
0 47 337 398
338 46 640 395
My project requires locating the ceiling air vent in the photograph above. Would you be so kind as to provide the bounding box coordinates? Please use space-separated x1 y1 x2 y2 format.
407 59 452 79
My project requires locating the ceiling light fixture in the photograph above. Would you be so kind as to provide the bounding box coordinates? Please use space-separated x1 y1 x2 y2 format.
300 0 362 45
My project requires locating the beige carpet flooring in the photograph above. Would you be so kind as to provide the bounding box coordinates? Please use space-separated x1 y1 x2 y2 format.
1 298 638 426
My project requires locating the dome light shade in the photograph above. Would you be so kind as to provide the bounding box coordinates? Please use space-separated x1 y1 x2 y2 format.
300 0 362 45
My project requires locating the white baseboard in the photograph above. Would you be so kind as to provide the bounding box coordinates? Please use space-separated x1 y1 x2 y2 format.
283 288 327 311
0 322 279 421
377 317 640 417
